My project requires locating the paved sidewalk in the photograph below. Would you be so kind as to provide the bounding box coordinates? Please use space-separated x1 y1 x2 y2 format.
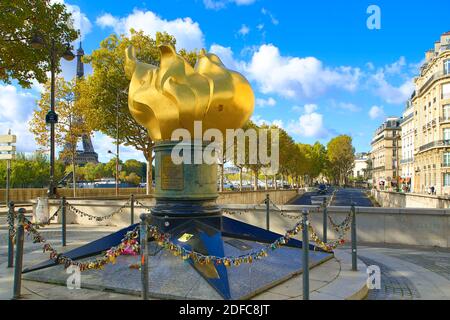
0 225 368 300
355 245 450 300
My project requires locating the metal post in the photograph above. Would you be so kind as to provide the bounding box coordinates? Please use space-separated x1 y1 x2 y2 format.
302 209 309 300
6 129 11 206
265 194 270 230
7 201 14 268
130 194 135 225
322 198 327 243
12 208 25 299
140 214 149 300
351 203 357 271
115 92 120 197
61 197 66 247
49 41 56 198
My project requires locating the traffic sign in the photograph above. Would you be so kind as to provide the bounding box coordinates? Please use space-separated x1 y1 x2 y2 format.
0 135 16 143
45 110 58 124
0 145 16 152
0 154 15 160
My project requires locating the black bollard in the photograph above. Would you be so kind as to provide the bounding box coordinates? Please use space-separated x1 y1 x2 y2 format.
302 209 309 300
322 198 327 243
61 197 66 247
265 194 270 230
12 208 26 300
140 214 149 300
351 203 357 271
7 201 15 268
130 194 135 225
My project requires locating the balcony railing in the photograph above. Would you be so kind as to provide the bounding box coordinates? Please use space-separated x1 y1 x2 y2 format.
418 70 450 96
400 158 414 164
442 163 450 168
419 139 450 152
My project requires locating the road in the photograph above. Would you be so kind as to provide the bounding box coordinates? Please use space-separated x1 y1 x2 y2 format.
291 187 373 207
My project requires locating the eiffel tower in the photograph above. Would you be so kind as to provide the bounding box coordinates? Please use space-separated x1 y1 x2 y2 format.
59 41 98 166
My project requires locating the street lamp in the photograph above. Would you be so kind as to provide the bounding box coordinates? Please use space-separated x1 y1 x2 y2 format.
108 150 120 196
31 33 75 198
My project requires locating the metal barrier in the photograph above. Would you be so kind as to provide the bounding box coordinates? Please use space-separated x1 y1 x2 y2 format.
12 208 26 299
7 201 14 268
302 208 309 300
140 213 149 300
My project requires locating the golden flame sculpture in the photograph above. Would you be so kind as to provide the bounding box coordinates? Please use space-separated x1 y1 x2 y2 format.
125 45 255 141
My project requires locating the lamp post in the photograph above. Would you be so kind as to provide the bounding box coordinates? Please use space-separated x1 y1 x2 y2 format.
31 34 75 198
108 150 120 196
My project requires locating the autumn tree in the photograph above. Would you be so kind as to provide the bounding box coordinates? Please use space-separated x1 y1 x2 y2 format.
77 30 198 193
326 135 355 186
0 0 78 88
29 77 91 196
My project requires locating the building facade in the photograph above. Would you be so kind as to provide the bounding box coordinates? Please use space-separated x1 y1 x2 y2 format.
413 32 450 195
352 152 369 179
400 98 415 192
371 117 402 190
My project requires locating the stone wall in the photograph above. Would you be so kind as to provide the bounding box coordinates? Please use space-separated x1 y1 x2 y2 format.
38 189 299 227
229 205 450 248
371 189 450 209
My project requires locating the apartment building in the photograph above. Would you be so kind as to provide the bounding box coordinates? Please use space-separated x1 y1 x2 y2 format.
352 152 369 179
371 117 402 190
400 98 415 192
413 32 450 195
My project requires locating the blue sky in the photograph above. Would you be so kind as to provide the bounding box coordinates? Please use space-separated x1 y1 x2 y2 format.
1 0 449 162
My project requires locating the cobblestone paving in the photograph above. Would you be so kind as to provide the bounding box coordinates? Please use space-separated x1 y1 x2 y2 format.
383 251 450 281
358 255 421 300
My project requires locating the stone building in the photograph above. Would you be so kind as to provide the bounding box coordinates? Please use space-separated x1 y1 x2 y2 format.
371 117 402 190
400 97 415 192
413 32 450 195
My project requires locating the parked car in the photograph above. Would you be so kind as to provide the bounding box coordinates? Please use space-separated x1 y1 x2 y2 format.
318 184 327 195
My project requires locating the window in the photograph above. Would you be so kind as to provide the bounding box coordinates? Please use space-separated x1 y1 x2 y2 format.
444 153 450 166
443 83 450 100
444 173 450 187
445 128 450 141
445 105 450 120
445 59 450 75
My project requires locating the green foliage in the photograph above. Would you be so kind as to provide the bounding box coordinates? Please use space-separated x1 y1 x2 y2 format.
0 153 64 188
326 135 355 185
0 0 78 88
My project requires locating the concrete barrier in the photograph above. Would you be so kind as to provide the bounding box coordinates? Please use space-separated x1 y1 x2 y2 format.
371 189 450 209
35 189 299 227
225 205 450 248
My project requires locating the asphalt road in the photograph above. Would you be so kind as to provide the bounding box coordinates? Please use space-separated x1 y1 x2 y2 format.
291 187 373 207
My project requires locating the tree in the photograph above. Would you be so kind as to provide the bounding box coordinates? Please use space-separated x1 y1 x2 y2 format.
29 77 91 196
0 0 78 88
77 30 198 194
326 135 355 186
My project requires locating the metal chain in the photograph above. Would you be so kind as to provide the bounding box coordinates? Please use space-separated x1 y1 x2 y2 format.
22 219 140 271
66 199 131 222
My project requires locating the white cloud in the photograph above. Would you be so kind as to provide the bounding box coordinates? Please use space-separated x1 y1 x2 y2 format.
203 0 256 10
367 56 416 104
251 115 283 128
256 97 276 108
209 44 241 71
369 105 385 120
0 85 39 153
287 104 329 138
51 1 92 39
329 101 361 112
238 24 250 36
261 8 279 25
95 10 205 51
244 44 362 99
91 132 145 163
370 71 414 104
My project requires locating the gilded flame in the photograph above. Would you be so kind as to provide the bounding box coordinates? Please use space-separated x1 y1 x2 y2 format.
125 45 255 141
